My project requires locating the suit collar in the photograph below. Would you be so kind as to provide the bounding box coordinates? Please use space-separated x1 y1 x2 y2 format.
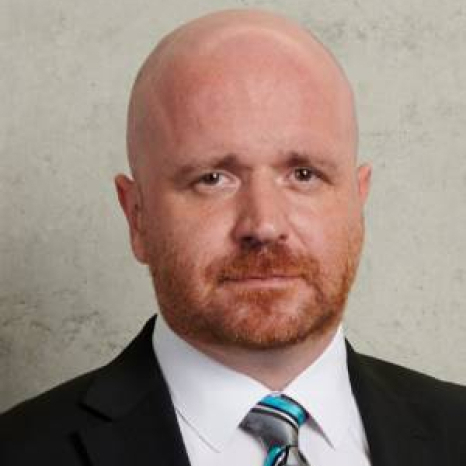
81 317 159 419
347 342 443 466
154 312 355 452
78 316 191 466
75 317 444 466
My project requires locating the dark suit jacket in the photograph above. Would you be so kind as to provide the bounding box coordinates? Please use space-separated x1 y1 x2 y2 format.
1 316 465 465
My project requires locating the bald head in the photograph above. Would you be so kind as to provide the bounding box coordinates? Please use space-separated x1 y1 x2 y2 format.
126 9 357 179
117 9 371 362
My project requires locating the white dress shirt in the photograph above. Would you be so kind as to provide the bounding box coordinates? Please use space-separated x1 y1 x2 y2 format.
153 313 371 466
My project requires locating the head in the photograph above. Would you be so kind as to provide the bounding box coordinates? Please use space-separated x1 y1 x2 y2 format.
116 9 371 351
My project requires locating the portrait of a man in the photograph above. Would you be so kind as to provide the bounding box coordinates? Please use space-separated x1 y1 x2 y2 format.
1 6 465 466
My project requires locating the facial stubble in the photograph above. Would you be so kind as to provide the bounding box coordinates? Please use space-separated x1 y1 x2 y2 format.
146 222 363 350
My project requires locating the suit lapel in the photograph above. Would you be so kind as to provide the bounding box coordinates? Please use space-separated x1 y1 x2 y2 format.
347 343 443 466
74 316 445 466
77 316 191 466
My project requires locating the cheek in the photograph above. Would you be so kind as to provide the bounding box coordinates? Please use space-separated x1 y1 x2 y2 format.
150 200 235 267
290 198 358 263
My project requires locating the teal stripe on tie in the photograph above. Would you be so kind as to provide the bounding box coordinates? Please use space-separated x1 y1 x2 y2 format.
260 395 307 426
264 446 287 466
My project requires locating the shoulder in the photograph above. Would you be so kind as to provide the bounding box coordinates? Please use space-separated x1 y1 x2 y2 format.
0 317 159 462
0 366 104 458
358 354 466 396
350 349 466 462
357 351 466 404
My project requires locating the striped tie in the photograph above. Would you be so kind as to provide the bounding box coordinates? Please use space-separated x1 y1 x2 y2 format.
240 394 310 466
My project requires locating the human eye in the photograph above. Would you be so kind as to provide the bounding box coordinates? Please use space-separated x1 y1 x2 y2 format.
192 171 237 193
292 167 316 182
197 172 224 186
286 166 326 192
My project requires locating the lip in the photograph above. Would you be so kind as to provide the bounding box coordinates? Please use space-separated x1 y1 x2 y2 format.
221 276 302 287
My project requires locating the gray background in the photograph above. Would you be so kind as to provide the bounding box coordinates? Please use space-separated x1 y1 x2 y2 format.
1 0 465 412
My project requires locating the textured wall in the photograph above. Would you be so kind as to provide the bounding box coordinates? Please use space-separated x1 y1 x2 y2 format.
1 0 465 412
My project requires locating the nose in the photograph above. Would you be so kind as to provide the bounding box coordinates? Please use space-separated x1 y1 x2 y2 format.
231 175 290 249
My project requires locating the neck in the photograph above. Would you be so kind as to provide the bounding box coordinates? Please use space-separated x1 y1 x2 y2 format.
185 327 339 391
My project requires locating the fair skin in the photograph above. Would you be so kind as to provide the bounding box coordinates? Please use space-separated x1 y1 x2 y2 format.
115 10 371 390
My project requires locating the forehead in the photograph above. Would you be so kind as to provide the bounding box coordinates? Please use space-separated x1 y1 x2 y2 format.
138 29 355 173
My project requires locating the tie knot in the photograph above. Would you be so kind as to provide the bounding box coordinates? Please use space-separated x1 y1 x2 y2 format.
257 394 308 428
240 394 310 465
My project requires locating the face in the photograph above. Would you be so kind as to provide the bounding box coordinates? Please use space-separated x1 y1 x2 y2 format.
118 36 371 350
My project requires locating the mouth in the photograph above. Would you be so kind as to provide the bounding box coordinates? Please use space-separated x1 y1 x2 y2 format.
220 275 302 288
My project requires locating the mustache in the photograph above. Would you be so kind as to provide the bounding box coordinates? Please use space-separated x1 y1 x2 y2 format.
205 243 320 285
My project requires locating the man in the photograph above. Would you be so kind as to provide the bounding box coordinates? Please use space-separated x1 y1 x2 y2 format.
1 8 465 466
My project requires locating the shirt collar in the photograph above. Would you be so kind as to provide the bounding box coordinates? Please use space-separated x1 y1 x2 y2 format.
283 325 354 448
153 313 354 451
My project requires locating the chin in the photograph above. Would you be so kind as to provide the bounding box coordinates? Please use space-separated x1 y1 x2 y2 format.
165 294 343 351
228 308 342 350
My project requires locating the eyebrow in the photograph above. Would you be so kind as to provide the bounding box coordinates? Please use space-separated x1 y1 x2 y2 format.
171 150 338 184
284 151 338 172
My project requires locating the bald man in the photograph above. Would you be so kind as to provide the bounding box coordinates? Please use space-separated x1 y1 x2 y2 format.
1 9 465 466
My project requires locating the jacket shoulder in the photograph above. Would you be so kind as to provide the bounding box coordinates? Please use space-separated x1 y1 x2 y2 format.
355 350 466 447
357 352 466 404
0 366 105 444
350 349 466 463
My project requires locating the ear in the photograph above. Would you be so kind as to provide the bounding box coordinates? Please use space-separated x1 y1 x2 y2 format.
356 163 372 206
114 174 148 264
